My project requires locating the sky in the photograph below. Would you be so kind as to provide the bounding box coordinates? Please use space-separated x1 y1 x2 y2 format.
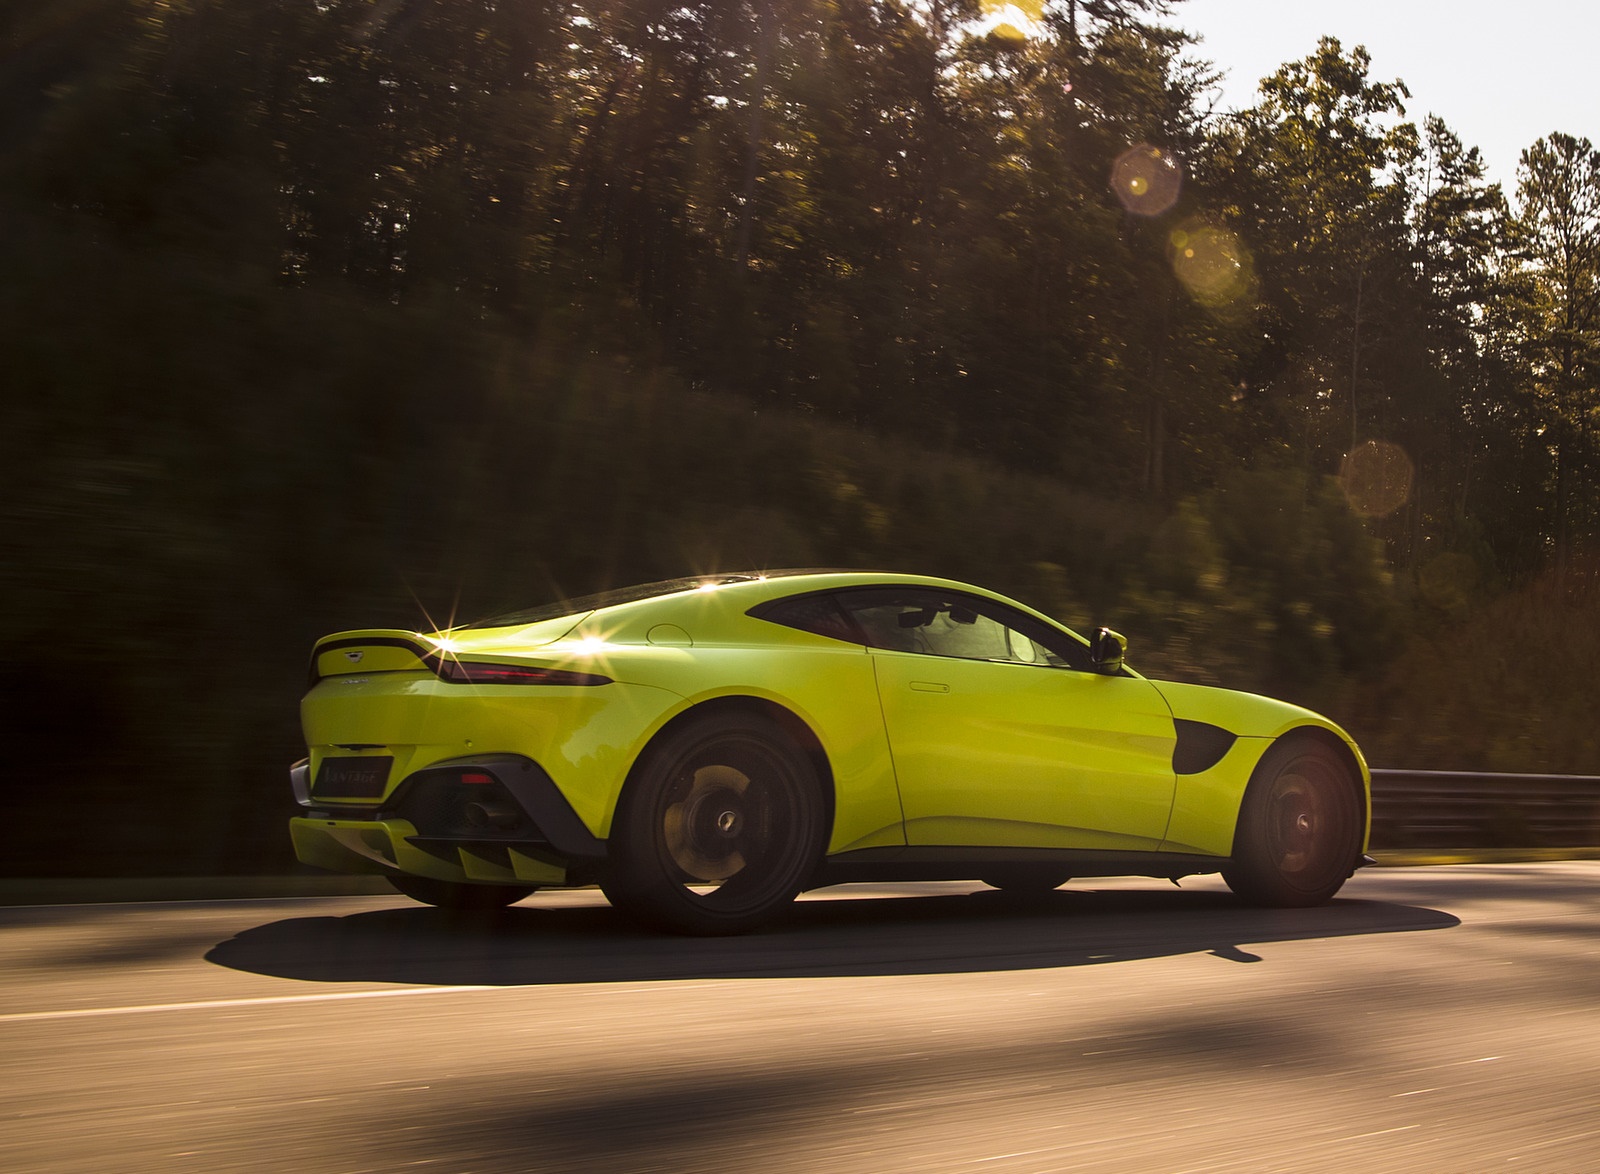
1177 0 1599 194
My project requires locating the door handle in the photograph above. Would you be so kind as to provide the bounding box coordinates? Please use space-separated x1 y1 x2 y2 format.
910 681 950 693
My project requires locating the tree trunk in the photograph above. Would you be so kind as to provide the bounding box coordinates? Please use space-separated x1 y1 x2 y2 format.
735 7 773 270
1348 253 1365 452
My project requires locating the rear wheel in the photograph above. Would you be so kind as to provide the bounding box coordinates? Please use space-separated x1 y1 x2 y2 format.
388 874 535 912
602 712 827 935
1223 738 1363 907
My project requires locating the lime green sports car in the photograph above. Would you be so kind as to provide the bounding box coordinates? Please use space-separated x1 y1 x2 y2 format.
290 570 1370 934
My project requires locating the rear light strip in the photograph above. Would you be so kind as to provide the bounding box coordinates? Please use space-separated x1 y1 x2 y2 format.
424 656 612 687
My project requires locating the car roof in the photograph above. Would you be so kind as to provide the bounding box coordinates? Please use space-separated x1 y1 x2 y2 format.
454 569 1024 632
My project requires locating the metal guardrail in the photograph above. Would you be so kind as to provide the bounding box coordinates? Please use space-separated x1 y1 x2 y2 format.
1370 769 1600 849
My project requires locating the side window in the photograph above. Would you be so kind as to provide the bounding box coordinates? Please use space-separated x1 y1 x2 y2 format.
834 588 1090 670
748 592 863 644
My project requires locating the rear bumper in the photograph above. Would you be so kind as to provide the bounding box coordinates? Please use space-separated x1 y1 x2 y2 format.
289 817 578 886
290 753 607 887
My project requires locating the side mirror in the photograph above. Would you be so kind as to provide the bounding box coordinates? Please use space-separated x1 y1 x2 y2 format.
1089 627 1127 674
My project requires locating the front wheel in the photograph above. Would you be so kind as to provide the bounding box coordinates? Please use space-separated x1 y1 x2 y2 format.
602 712 827 935
388 874 536 912
1223 738 1363 907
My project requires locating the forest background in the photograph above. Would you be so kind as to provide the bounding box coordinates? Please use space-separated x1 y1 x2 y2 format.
3 0 1597 875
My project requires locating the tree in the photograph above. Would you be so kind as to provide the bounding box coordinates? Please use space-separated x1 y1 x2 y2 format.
1040 0 1179 149
1508 134 1600 573
1214 39 1416 470
1396 117 1512 574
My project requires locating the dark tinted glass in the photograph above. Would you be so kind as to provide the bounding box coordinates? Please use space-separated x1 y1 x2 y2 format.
748 592 863 644
832 587 1092 669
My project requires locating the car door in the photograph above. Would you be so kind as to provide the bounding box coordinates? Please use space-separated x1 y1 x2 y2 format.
840 588 1178 851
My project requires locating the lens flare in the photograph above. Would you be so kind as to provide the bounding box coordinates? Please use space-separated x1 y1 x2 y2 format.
1112 145 1181 216
1339 441 1413 517
1169 222 1254 311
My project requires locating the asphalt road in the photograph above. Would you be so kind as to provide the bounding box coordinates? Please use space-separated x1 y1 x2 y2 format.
3 863 1597 1173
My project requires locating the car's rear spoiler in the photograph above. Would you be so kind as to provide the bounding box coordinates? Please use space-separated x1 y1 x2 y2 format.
308 630 438 685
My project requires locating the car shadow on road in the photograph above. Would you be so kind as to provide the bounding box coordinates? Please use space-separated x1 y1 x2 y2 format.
205 884 1459 985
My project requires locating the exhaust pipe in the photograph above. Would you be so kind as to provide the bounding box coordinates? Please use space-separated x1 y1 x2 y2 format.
464 800 523 830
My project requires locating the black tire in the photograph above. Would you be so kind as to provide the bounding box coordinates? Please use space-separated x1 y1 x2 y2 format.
388 873 536 912
980 868 1072 893
601 712 827 935
1223 737 1363 907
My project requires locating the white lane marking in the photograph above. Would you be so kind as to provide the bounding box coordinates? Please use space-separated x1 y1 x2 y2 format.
0 985 502 1024
1334 1125 1422 1142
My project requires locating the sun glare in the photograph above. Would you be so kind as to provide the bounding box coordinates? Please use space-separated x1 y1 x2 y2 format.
976 1 1044 40
397 572 472 640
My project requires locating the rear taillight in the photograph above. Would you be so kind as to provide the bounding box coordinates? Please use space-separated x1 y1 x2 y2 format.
426 657 612 686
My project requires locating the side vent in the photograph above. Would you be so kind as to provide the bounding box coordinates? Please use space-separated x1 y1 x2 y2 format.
1172 719 1238 775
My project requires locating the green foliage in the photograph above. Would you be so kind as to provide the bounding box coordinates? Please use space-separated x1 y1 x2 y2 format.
1505 134 1600 568
1120 469 1399 702
1344 567 1600 773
